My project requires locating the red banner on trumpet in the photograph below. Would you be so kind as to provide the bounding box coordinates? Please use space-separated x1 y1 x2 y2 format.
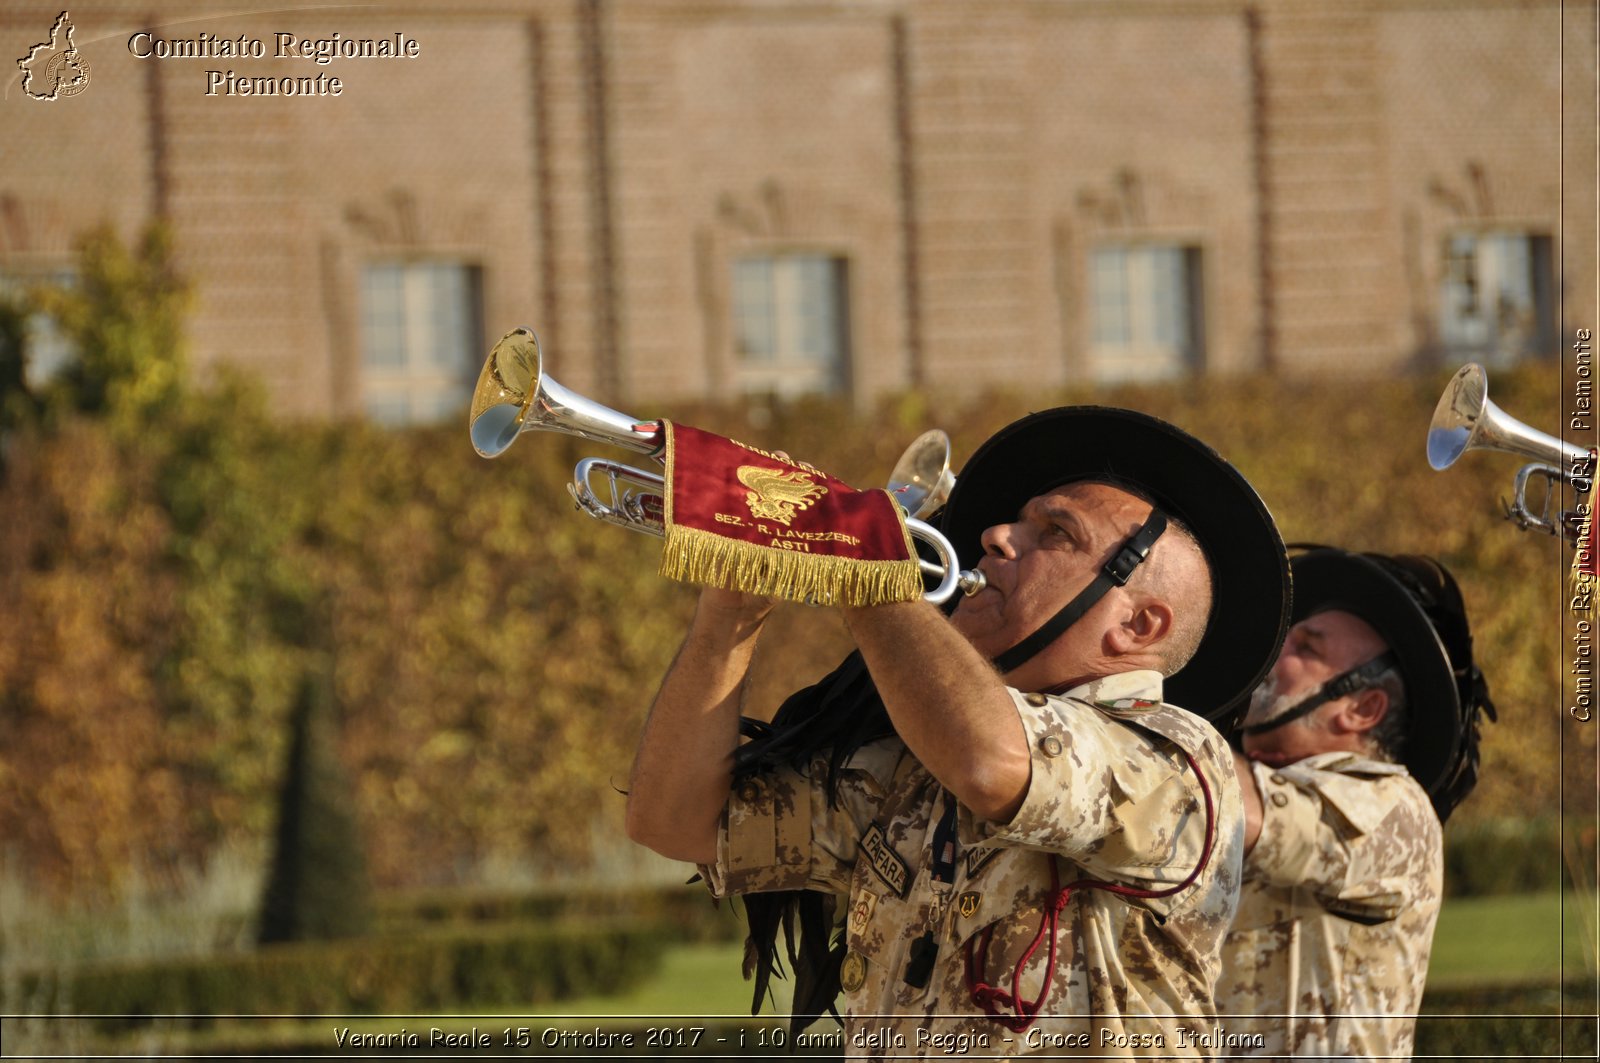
659 423 923 606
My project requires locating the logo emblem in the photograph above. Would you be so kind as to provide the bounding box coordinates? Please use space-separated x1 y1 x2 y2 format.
18 12 91 101
957 891 982 918
839 950 868 993
848 890 878 937
736 465 827 526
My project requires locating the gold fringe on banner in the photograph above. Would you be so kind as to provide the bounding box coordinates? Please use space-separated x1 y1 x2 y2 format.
660 524 924 607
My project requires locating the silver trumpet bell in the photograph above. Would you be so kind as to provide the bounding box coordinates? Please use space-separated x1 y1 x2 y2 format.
468 327 985 602
888 429 957 520
1428 362 1593 539
469 327 662 460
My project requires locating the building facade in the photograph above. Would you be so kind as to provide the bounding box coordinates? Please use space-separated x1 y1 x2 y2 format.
2 0 1595 422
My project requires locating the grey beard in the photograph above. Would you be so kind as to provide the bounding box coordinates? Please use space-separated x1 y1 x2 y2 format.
1243 674 1304 730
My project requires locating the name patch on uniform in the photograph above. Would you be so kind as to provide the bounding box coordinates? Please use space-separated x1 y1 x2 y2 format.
964 845 1000 880
861 824 910 897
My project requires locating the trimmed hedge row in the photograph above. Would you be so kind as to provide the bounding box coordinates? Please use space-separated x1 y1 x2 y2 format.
1 359 1575 897
3 919 667 1032
377 882 745 942
1442 817 1597 897
1417 978 1599 1056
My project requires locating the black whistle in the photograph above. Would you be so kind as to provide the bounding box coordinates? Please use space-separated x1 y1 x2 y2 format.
903 931 939 988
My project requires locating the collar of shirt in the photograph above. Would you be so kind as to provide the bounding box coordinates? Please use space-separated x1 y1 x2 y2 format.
1279 749 1412 779
1043 668 1166 710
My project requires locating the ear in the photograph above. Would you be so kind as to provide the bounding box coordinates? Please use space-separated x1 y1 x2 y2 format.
1104 595 1173 657
1334 688 1389 735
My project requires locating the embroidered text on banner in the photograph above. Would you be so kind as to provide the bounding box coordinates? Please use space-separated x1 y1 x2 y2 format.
659 423 922 607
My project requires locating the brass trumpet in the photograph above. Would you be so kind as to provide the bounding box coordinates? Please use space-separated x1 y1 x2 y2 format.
468 328 985 602
1428 362 1594 540
888 429 957 520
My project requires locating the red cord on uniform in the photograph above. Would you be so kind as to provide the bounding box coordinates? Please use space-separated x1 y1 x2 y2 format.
964 746 1216 1033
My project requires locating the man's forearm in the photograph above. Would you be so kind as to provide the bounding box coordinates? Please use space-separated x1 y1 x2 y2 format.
626 594 772 863
842 601 1032 823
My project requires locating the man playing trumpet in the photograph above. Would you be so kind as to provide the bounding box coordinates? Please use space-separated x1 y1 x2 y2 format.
626 407 1291 1056
1218 547 1494 1058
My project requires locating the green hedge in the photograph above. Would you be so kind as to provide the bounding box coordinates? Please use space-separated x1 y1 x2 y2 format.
1418 978 1598 1056
378 882 745 943
3 919 667 1033
1443 817 1597 897
0 354 1576 897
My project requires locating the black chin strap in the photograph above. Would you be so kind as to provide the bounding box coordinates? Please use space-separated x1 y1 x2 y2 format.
1237 652 1398 737
990 511 1168 676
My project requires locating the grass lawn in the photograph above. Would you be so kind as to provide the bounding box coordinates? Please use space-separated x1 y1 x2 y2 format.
534 890 1597 1018
529 940 790 1018
13 892 1586 1059
1410 890 1595 988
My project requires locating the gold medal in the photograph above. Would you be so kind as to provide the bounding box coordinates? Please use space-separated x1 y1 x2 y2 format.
840 950 868 993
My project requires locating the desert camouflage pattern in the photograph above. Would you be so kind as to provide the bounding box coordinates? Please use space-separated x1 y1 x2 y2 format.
1216 752 1443 1059
701 671 1246 1059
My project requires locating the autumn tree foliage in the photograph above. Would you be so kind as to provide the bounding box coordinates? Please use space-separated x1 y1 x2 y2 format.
0 224 1581 903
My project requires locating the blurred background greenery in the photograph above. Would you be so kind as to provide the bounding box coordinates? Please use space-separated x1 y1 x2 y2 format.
0 224 1592 1057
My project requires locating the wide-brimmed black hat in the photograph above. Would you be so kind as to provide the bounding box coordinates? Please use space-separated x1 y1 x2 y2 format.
937 406 1290 730
1288 547 1494 819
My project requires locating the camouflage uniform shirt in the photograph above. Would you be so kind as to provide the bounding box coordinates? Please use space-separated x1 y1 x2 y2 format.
1216 752 1443 1059
702 670 1245 1059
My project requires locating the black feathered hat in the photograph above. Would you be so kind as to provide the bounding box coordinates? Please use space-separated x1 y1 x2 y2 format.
937 406 1291 732
1286 547 1494 821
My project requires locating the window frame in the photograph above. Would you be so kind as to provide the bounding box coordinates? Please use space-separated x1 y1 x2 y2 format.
358 259 484 427
1083 241 1205 384
1438 228 1554 367
0 265 78 390
729 250 853 401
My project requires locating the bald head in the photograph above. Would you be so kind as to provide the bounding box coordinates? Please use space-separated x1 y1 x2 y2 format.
1125 510 1214 675
956 478 1217 692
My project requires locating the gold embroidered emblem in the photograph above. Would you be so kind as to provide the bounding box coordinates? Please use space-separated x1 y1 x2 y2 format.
958 891 982 918
840 950 868 993
737 465 828 526
849 890 878 937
